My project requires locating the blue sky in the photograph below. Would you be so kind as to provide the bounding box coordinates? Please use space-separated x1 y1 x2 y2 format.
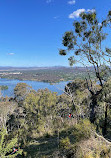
0 0 111 67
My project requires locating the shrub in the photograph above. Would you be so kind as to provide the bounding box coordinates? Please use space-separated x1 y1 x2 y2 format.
0 127 23 158
60 136 70 150
72 119 93 142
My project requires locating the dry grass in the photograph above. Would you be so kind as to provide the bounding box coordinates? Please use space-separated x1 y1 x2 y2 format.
79 135 111 157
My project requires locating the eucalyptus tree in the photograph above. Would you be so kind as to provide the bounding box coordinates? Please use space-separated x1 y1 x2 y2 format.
14 83 32 105
59 10 111 123
97 78 111 136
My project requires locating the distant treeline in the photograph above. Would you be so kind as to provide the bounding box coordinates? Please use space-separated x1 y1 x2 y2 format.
0 67 96 83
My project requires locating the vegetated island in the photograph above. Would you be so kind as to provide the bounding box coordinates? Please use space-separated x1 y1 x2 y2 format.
0 66 96 83
0 85 8 90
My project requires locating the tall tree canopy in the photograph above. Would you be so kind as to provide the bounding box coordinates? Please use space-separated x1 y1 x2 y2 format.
59 10 111 123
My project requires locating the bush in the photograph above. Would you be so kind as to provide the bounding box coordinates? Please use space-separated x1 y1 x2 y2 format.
60 137 71 150
72 119 93 142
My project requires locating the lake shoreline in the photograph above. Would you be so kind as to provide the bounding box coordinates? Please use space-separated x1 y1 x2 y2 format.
0 77 74 84
0 78 70 97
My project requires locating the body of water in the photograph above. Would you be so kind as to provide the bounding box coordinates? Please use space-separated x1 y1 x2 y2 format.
0 78 70 97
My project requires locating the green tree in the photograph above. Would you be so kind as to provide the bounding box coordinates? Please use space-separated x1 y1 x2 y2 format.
65 79 90 120
59 10 111 123
24 89 58 135
14 83 32 105
0 101 17 127
97 78 111 136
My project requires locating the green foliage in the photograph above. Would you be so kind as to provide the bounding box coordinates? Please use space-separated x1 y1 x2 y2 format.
59 49 67 55
14 82 32 103
72 119 93 142
59 120 93 158
0 76 111 158
0 85 8 90
59 9 111 128
68 56 76 66
60 136 71 150
60 10 108 60
0 101 17 127
99 65 111 81
0 127 23 158
59 9 111 85
96 78 111 136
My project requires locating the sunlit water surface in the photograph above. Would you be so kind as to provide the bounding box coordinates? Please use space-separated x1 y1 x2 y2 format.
0 78 70 97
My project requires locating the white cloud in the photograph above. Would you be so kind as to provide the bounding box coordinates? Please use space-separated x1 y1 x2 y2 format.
68 0 76 5
46 0 52 3
69 9 96 19
87 9 96 13
69 9 85 19
8 53 15 55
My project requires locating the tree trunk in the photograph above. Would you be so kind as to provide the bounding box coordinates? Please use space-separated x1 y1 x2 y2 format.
89 95 97 123
89 88 103 123
58 129 59 149
103 104 108 136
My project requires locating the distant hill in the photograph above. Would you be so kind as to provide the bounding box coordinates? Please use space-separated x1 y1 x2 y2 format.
0 66 96 82
0 66 94 71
